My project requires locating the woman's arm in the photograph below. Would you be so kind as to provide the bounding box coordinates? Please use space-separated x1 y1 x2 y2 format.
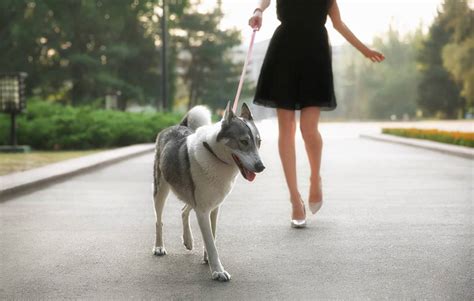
248 0 271 30
329 0 385 62
256 0 271 12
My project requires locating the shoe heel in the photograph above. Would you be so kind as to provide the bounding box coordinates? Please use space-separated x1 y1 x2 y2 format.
291 219 307 228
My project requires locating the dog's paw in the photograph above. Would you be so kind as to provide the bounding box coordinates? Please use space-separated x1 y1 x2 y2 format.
182 234 193 250
153 246 167 256
212 270 231 282
202 250 208 264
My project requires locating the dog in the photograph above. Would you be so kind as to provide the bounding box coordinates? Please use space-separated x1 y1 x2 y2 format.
152 102 265 281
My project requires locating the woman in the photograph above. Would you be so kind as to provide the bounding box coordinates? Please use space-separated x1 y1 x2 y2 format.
249 0 384 228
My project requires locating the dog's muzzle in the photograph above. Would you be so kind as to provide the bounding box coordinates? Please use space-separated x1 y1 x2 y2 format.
254 161 265 173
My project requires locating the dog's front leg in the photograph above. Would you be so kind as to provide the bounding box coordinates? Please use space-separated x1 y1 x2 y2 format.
195 210 231 282
203 206 219 263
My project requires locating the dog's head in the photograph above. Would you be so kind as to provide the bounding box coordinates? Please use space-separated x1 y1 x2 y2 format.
216 102 265 181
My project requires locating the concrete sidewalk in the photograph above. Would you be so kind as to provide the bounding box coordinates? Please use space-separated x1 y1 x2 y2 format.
0 144 154 200
0 122 472 299
360 133 474 159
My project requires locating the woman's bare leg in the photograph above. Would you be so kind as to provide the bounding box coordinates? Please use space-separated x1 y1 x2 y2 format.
277 108 305 220
300 107 323 205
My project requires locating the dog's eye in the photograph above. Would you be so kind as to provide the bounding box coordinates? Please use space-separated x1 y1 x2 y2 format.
240 139 249 146
256 138 261 147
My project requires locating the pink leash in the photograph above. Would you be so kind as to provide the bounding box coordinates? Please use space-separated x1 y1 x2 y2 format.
232 28 258 113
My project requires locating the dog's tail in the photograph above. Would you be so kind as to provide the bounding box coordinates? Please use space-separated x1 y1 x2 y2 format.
180 105 212 131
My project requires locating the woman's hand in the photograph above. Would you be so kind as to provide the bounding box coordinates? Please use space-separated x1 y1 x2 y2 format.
329 0 385 63
248 9 263 30
363 49 385 63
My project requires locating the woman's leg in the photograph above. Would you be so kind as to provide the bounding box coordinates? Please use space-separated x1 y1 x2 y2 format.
277 108 305 220
300 107 323 205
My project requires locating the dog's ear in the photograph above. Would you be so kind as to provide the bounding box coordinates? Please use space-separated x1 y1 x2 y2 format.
240 103 253 121
222 101 234 123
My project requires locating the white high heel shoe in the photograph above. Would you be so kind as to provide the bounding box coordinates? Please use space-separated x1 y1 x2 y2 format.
291 199 306 228
309 177 323 215
309 200 323 215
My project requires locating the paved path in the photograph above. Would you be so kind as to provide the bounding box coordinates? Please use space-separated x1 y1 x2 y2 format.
1 121 472 299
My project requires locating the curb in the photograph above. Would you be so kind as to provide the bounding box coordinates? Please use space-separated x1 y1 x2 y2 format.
360 133 473 160
0 144 155 200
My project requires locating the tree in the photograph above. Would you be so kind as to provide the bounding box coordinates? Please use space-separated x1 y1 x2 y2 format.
441 0 473 115
362 27 420 119
417 0 465 118
172 2 243 111
0 0 166 108
0 0 245 111
333 26 421 120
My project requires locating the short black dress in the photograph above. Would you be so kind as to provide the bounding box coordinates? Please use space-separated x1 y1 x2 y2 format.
253 0 337 111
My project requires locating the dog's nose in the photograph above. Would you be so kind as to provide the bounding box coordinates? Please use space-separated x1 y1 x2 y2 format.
254 161 265 173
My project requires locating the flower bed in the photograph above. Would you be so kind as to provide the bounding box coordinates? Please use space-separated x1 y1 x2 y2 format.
382 128 474 148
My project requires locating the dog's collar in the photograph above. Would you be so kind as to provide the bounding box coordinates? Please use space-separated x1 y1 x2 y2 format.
203 142 229 165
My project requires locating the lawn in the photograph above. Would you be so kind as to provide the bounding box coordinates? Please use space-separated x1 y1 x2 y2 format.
0 150 102 176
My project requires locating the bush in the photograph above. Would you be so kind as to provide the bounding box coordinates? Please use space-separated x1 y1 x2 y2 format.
382 128 474 148
0 99 182 150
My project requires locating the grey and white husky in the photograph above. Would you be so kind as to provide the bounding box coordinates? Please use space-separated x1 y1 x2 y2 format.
152 102 265 281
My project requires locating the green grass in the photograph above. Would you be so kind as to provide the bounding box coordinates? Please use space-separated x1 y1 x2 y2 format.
0 150 102 176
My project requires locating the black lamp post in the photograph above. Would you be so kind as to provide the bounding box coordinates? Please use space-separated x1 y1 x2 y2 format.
160 0 169 111
0 72 30 152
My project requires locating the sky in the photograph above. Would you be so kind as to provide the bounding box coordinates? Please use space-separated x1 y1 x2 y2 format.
199 0 447 46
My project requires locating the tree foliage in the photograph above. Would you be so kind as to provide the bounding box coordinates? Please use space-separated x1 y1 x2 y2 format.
332 0 473 120
0 0 244 111
441 0 474 113
171 2 246 111
332 26 421 120
417 0 470 118
0 0 166 108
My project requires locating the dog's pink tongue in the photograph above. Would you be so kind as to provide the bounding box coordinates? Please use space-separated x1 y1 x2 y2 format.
245 169 256 182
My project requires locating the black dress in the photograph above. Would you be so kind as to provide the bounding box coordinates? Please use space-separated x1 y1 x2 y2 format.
253 0 337 111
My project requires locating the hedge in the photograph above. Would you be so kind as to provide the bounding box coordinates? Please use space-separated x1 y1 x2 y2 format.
382 128 474 148
0 100 182 150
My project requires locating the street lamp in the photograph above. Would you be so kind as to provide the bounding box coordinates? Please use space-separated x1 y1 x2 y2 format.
105 90 121 110
0 72 30 152
160 0 169 111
